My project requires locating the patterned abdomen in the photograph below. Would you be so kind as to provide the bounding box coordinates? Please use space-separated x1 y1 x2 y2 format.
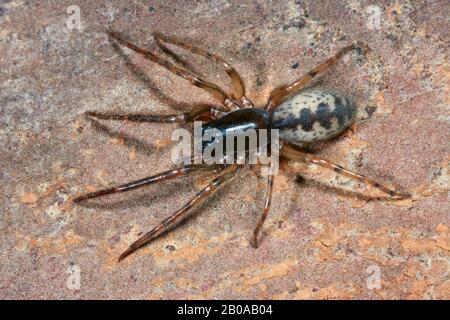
272 89 356 144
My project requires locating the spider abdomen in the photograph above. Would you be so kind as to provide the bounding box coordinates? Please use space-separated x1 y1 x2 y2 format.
271 89 356 144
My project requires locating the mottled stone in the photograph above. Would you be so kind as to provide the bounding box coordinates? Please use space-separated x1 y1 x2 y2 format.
0 0 448 299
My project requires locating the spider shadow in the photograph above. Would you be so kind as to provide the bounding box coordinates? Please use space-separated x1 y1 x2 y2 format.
160 169 248 242
154 39 204 78
76 168 239 244
290 130 408 199
76 179 193 211
294 174 402 202
85 116 162 157
110 33 203 114
86 33 219 157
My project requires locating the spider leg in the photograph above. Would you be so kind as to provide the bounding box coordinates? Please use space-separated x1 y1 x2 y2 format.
73 164 221 202
108 31 233 108
118 164 238 261
281 143 410 199
85 104 225 123
251 173 274 248
153 32 247 103
266 42 367 110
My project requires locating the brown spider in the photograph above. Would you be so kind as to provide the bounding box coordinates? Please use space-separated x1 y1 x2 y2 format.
74 31 410 261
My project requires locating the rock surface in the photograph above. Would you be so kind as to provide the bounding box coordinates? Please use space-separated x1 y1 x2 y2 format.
1 0 449 299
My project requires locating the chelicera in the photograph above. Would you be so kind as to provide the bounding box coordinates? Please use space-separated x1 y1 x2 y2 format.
74 31 410 261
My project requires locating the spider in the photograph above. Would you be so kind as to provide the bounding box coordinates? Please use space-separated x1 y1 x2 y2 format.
74 31 410 262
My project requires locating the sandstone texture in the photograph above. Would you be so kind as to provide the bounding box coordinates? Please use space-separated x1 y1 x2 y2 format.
1 0 449 299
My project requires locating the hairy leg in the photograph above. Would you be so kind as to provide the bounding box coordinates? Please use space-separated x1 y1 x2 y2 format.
84 104 225 123
251 173 274 248
118 165 238 261
282 143 410 199
266 42 368 110
73 164 221 202
108 31 233 108
153 32 247 102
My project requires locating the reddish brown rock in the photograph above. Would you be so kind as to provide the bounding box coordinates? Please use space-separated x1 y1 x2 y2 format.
1 0 448 299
